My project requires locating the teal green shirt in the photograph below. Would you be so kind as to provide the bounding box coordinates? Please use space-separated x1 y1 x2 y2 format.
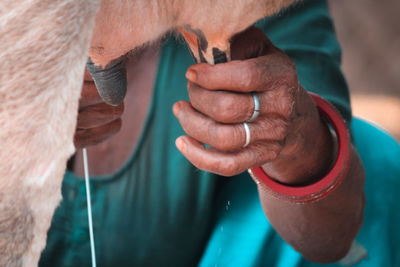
40 0 400 266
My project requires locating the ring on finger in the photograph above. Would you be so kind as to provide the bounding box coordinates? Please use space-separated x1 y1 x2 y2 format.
243 122 251 148
246 92 260 122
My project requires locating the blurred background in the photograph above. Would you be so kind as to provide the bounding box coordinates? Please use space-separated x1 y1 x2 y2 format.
329 0 400 141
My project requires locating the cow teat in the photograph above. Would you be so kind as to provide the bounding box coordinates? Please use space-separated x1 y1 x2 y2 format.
178 25 230 65
86 56 127 106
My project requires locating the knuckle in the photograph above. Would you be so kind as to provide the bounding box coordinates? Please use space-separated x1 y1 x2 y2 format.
256 142 281 162
279 54 297 78
281 96 295 119
259 119 288 141
284 67 298 86
273 120 288 141
220 158 241 177
265 149 279 162
270 142 283 160
233 125 245 147
213 95 249 123
266 90 290 118
269 143 282 160
275 61 297 91
207 121 216 139
212 96 236 122
272 88 296 119
251 143 268 163
239 64 257 90
250 142 278 164
212 127 234 151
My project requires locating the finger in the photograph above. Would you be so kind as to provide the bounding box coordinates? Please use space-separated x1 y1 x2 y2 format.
79 81 104 108
260 87 298 120
185 54 297 93
173 101 288 151
174 101 244 151
189 82 296 123
175 136 280 177
230 26 276 60
74 119 122 148
77 102 124 129
188 82 254 123
86 56 127 106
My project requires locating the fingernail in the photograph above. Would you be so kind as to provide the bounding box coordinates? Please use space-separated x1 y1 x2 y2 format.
186 69 197 82
173 102 181 117
176 137 186 153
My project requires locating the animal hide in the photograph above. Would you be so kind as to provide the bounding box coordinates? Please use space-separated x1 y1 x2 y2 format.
0 1 101 265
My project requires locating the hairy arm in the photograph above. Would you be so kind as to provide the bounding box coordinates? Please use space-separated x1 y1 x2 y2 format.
0 1 99 265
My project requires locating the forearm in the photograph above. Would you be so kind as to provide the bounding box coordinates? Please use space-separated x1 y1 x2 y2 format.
256 91 366 262
258 146 365 262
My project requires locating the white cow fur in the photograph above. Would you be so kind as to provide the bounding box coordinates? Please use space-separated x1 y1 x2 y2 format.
0 1 100 265
0 0 295 266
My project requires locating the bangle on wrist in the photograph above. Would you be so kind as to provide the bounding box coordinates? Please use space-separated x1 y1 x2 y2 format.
248 93 351 204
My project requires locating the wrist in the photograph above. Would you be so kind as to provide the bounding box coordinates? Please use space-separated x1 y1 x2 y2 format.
262 90 336 185
249 93 351 203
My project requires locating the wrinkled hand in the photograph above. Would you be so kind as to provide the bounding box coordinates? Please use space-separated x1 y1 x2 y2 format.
73 70 124 148
174 27 334 184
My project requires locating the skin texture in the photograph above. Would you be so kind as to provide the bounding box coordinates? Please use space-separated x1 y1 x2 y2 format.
75 27 366 262
175 28 332 184
0 0 100 266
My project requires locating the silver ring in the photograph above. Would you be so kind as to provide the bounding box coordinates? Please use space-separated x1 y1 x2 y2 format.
243 122 251 148
246 92 260 122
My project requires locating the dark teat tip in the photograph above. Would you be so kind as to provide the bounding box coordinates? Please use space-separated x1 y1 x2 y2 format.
86 57 127 106
212 48 228 64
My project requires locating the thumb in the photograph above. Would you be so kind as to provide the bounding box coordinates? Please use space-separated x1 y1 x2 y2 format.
86 56 127 106
230 26 276 60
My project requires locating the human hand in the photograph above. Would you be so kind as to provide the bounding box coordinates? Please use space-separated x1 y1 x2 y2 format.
173 27 335 184
73 70 124 148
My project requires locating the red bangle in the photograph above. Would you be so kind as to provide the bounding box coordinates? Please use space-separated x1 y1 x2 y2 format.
248 93 351 204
